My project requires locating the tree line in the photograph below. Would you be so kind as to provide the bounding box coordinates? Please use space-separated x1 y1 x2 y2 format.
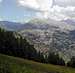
0 27 75 67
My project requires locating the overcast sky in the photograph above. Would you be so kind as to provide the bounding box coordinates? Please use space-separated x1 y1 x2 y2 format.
0 0 75 22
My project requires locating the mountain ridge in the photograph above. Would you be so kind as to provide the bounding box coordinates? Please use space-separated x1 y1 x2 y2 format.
0 19 75 61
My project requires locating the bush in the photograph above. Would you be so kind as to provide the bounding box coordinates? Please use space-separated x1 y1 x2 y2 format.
47 52 65 65
67 56 75 67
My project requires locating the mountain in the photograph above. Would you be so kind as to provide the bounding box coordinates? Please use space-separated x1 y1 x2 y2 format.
1 19 75 61
0 21 51 31
0 21 40 31
61 19 75 26
0 21 23 31
0 19 75 31
19 18 75 61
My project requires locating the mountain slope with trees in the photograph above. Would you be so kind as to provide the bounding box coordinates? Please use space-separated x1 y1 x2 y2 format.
0 27 65 66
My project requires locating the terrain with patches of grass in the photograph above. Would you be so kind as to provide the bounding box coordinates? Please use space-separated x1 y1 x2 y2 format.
0 54 75 73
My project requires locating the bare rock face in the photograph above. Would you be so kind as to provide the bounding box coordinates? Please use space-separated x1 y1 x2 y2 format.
19 19 75 61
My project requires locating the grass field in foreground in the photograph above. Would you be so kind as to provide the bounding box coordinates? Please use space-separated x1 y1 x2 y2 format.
0 54 75 73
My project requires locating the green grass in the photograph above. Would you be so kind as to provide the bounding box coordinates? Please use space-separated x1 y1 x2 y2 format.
0 54 75 73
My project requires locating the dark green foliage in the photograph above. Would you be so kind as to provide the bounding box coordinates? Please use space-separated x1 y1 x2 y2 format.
67 56 75 67
0 28 37 60
34 52 46 63
47 52 65 66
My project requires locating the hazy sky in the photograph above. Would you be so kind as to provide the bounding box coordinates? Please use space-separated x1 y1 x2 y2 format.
0 0 75 22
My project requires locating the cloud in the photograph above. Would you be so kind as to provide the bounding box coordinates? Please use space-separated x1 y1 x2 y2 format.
54 0 75 7
51 5 75 20
17 0 75 21
36 5 75 20
18 0 53 11
18 0 39 9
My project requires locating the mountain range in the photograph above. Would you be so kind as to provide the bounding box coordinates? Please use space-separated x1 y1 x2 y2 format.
0 18 75 61
62 19 75 26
